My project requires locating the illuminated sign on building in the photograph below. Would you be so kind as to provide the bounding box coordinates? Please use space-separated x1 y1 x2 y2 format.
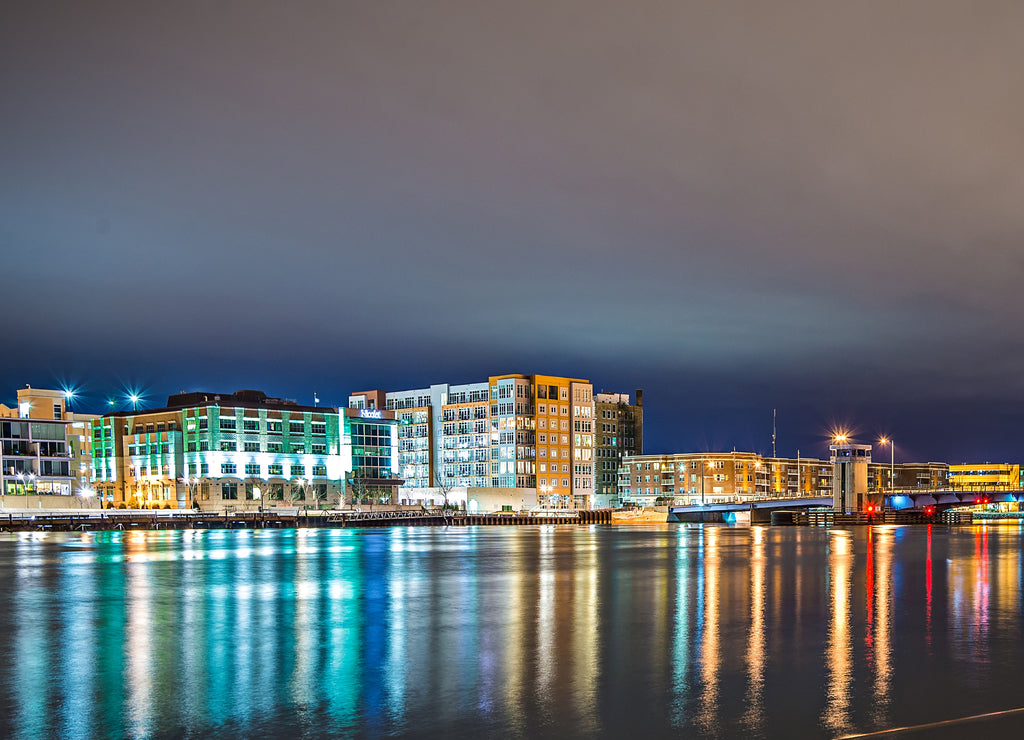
360 409 383 419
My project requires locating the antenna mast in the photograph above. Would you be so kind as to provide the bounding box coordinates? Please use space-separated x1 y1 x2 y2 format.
772 408 777 458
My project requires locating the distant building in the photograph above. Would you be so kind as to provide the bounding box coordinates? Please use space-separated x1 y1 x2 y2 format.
868 461 948 491
618 450 833 507
351 373 604 508
948 463 1021 490
593 391 643 508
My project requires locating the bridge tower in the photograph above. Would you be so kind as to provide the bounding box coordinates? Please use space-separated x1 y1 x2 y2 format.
830 443 878 513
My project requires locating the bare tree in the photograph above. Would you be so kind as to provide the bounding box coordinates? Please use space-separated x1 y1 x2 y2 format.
310 482 330 510
433 469 456 524
347 469 372 510
245 476 270 513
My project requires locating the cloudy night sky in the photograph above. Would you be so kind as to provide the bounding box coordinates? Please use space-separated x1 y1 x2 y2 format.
3 1 1024 463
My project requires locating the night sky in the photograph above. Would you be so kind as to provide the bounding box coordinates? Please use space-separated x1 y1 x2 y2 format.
4 2 1024 463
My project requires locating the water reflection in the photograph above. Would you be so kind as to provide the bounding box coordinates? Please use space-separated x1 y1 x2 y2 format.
824 529 853 734
742 526 766 732
2 525 1024 738
696 526 720 733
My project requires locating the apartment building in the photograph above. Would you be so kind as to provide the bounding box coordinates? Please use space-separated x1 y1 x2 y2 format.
618 451 833 507
350 372 600 508
593 391 643 507
868 461 949 491
1 386 97 498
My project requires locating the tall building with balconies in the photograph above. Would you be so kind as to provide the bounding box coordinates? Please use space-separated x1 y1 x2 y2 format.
593 390 643 507
1 386 97 500
350 372 597 508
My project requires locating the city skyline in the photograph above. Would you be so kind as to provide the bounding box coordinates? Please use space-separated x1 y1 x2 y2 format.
4 376 1014 467
5 2 1024 462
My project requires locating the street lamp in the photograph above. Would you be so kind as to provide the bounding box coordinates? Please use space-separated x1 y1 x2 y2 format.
179 475 200 510
878 438 894 493
79 486 96 509
16 472 36 495
128 393 141 411
702 458 714 505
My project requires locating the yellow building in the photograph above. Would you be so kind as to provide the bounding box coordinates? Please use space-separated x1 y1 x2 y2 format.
948 463 1020 490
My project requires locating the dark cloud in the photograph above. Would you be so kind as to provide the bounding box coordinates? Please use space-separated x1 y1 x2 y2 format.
3 1 1024 460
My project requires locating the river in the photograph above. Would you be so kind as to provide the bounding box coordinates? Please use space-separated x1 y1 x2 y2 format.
1 524 1022 738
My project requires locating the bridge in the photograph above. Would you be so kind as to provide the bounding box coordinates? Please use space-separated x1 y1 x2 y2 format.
883 487 1024 511
669 497 834 523
668 486 1024 523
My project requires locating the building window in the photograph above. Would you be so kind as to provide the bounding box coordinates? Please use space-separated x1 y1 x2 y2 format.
244 442 260 452
222 483 238 500
221 463 237 475
267 442 282 453
243 420 259 432
289 422 304 435
200 463 209 475
220 418 236 431
220 441 236 452
311 444 327 455
268 464 283 476
291 465 305 477
245 463 260 476
312 465 326 476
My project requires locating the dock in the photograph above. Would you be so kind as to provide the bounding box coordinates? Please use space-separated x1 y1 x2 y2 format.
0 508 613 532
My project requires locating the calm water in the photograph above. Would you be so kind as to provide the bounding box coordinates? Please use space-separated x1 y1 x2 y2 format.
1 524 1023 739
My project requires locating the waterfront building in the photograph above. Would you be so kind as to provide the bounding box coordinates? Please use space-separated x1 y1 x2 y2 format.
91 390 389 509
350 372 601 508
948 462 1021 490
593 391 643 507
763 455 832 497
868 461 949 491
618 450 833 507
1 386 98 499
340 405 402 504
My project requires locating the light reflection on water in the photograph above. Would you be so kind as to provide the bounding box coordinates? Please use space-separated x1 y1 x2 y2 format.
3 525 1024 738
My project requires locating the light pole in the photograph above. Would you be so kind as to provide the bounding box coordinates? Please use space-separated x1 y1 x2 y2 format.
79 486 96 510
702 457 713 505
16 472 37 496
179 475 200 510
879 438 894 493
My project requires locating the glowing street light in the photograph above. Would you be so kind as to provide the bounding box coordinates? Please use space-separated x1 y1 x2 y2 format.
79 486 96 509
878 437 894 493
128 393 141 411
